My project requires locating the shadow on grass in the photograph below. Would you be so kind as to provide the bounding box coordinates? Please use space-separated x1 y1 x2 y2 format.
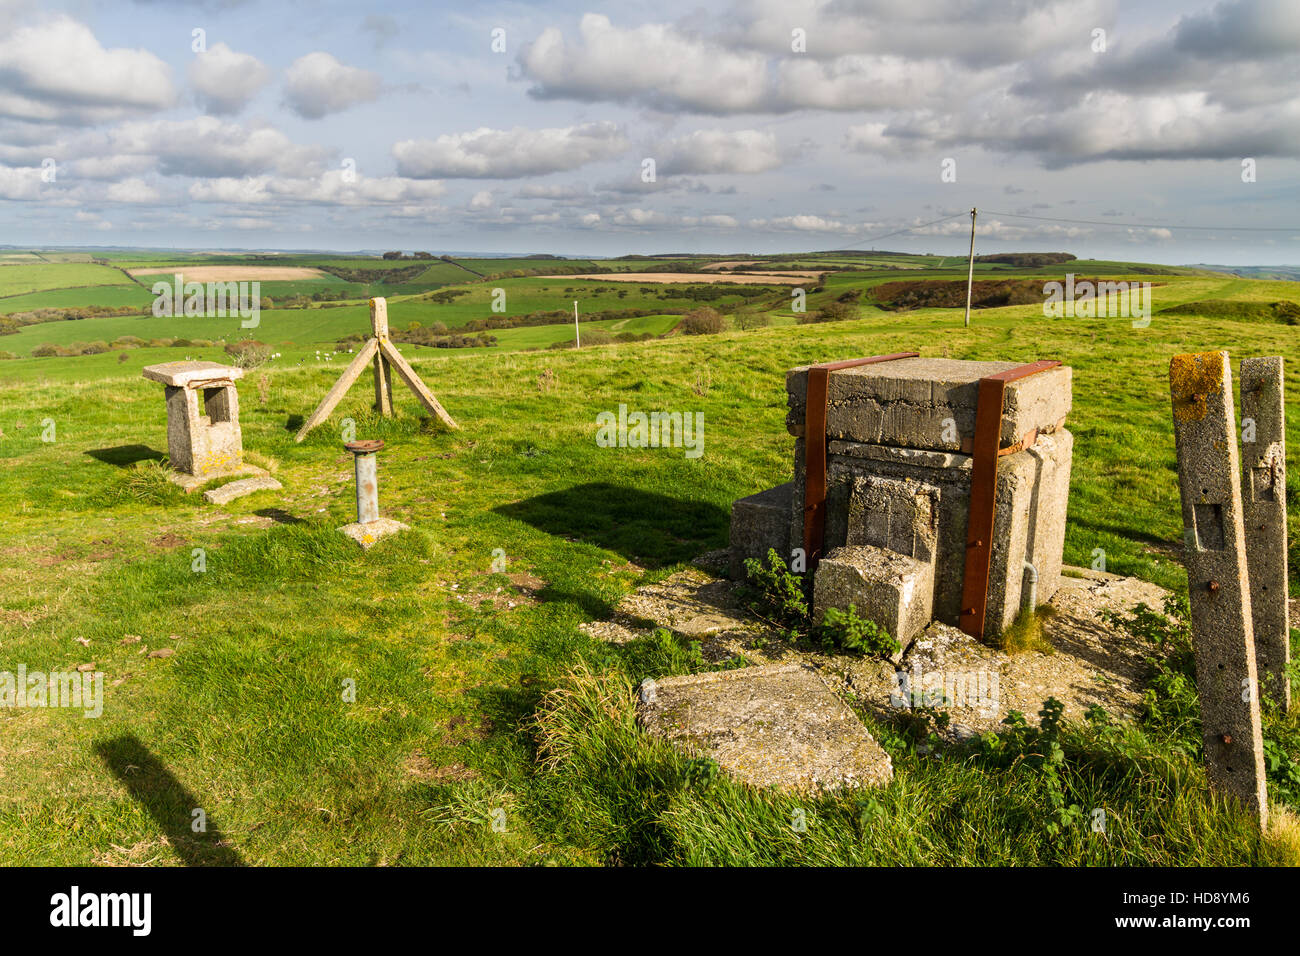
94 735 244 866
85 444 165 468
494 482 728 570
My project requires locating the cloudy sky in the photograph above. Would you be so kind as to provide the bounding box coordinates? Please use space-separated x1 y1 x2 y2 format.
0 0 1296 263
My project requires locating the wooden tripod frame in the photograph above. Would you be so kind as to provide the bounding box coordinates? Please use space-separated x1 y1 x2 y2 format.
294 297 458 442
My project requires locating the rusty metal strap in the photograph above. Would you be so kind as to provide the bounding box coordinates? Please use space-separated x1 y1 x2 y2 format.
958 359 1062 638
802 352 919 565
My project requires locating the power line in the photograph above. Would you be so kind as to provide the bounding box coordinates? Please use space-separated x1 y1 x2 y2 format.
859 212 970 245
980 209 1299 233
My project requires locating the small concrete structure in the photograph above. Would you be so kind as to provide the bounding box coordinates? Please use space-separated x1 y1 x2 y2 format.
730 356 1073 645
1240 356 1290 711
1170 351 1268 828
142 361 266 491
638 662 892 791
337 439 408 548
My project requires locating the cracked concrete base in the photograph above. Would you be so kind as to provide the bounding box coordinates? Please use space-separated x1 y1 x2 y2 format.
587 556 1169 743
338 517 409 549
202 475 283 504
639 662 893 792
170 463 268 493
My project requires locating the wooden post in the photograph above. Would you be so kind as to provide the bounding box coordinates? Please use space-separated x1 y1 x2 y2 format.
294 296 458 441
1169 351 1268 828
963 208 977 328
573 300 580 349
371 298 393 415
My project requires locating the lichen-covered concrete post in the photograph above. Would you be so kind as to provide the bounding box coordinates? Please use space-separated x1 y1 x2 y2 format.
1170 351 1267 827
1240 356 1290 712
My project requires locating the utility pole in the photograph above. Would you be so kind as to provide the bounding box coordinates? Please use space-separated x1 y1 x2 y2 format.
573 300 580 348
963 207 977 328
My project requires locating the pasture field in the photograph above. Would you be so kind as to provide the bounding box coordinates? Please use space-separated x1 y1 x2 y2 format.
0 262 135 298
1 250 1298 866
0 284 156 315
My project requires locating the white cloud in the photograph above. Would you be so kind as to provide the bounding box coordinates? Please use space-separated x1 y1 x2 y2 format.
749 214 857 233
469 190 494 209
189 170 445 206
283 52 381 119
189 43 271 115
107 117 330 178
658 129 785 174
0 15 175 124
393 122 628 179
0 164 45 200
519 14 769 114
104 177 160 203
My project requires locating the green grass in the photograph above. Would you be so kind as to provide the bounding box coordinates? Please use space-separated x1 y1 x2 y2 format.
0 284 156 314
0 262 135 298
1 258 1298 865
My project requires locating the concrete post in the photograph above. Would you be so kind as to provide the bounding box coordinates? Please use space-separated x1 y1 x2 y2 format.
1170 351 1268 827
1240 356 1290 712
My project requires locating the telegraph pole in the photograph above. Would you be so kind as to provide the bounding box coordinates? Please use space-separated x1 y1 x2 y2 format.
963 207 977 328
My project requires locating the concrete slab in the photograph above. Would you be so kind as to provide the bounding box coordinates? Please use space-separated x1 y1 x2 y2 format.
142 361 243 388
787 356 1071 452
169 463 266 493
338 517 409 549
638 662 893 792
202 475 283 505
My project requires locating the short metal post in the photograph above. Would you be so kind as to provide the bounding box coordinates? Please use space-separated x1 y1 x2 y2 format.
345 439 385 524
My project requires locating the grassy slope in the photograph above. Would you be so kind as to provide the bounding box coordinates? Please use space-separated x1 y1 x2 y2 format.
0 266 1297 865
0 263 134 298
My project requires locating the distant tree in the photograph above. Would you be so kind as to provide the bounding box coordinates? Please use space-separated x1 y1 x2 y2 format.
680 307 724 335
413 251 434 259
381 251 404 260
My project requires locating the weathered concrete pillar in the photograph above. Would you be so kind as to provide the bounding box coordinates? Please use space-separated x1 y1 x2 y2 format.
1169 351 1267 827
1240 356 1290 712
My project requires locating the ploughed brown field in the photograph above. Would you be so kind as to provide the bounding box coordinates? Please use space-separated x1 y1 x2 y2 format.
127 266 327 281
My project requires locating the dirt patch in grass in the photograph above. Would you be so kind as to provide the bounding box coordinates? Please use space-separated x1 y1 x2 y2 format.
151 532 187 550
404 751 478 783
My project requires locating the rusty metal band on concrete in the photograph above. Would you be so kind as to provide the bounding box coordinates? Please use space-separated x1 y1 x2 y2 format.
958 359 1062 637
802 352 919 564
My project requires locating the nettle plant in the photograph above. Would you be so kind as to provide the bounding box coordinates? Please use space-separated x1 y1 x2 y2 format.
739 549 900 659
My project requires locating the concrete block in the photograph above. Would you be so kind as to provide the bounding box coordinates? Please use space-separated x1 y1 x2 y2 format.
787 356 1072 452
202 476 282 505
846 474 939 562
813 544 935 645
793 430 1073 636
728 482 793 580
1170 350 1267 827
638 662 892 791
1240 356 1290 711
